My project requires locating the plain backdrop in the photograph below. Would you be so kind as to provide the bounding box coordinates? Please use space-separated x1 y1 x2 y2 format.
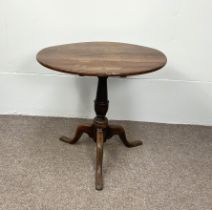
0 0 212 125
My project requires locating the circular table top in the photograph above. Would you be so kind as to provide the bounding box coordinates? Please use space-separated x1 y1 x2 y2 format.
36 42 167 77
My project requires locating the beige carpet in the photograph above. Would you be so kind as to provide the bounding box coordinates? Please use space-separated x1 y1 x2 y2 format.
0 115 212 210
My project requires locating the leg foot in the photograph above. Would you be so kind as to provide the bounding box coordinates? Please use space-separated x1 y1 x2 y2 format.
60 124 94 144
108 125 143 148
95 128 104 190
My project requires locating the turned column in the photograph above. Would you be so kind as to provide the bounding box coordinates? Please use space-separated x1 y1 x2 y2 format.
94 77 109 129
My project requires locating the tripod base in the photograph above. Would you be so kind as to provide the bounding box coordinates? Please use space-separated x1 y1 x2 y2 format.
60 122 142 190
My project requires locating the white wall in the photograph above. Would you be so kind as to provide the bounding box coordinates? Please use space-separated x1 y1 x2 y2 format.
1 0 212 125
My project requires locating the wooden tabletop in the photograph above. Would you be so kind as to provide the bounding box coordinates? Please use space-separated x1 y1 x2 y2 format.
36 42 167 77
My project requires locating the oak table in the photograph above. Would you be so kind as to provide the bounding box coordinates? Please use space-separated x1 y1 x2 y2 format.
36 42 167 190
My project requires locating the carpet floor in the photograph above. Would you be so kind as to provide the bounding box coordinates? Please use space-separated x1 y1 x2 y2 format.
0 115 212 210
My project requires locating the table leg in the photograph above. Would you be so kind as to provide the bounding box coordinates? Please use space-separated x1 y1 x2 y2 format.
60 124 94 144
95 128 104 190
108 125 143 148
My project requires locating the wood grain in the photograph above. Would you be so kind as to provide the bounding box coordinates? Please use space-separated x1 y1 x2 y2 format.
36 42 167 77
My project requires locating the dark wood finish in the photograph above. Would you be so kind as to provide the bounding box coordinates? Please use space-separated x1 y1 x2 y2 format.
95 128 104 190
107 125 143 148
60 124 94 144
37 42 167 77
36 42 167 190
59 77 143 190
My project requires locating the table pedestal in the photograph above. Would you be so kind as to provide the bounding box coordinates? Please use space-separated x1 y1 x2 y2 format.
60 77 143 190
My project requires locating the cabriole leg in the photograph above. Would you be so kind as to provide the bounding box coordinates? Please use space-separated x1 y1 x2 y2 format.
95 128 104 190
60 124 94 144
108 125 143 148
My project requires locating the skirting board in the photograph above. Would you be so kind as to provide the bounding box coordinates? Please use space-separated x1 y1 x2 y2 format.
0 73 212 126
